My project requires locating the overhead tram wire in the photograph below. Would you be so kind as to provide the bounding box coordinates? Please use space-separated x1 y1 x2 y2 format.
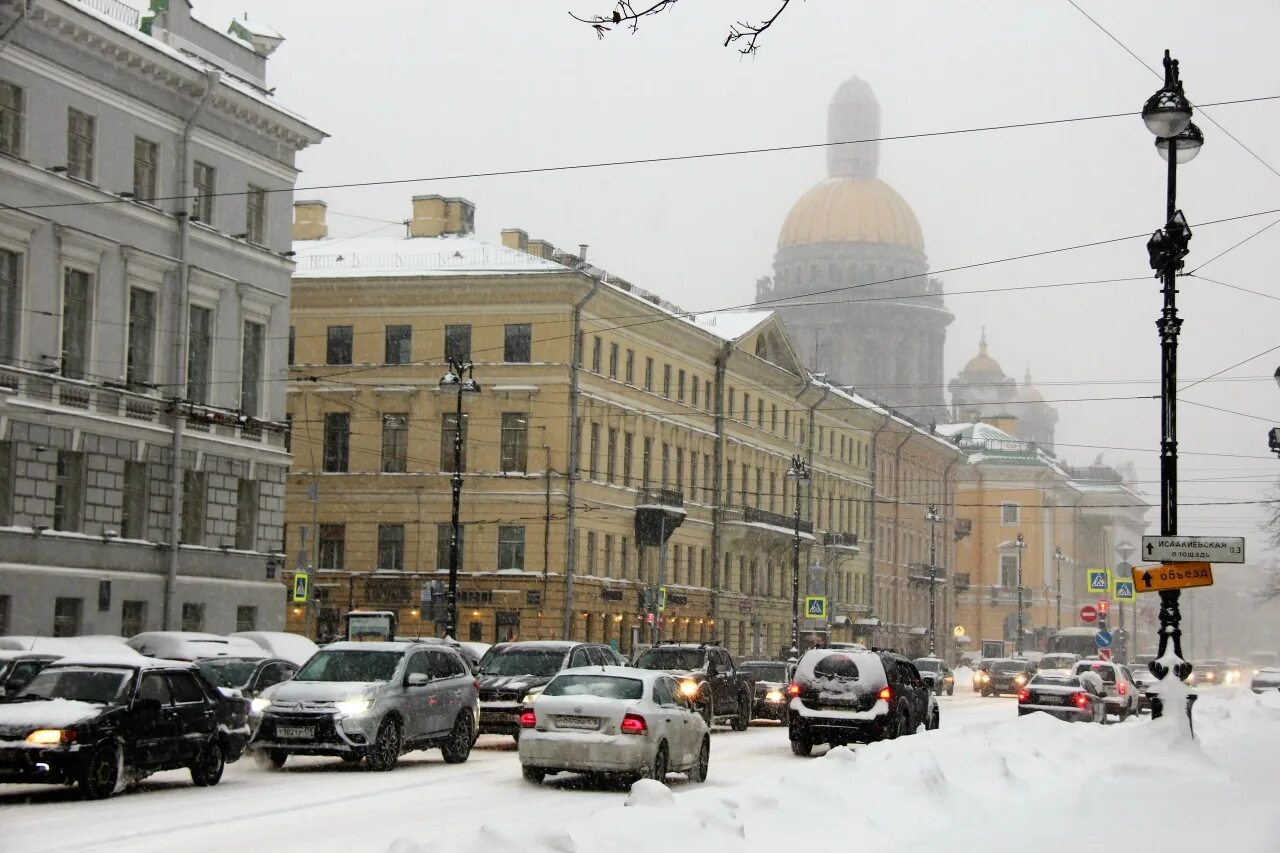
1189 274 1280 303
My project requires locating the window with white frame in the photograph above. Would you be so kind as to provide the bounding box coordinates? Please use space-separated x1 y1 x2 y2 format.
133 137 159 202
498 525 525 571
1000 554 1019 588
500 413 528 474
53 451 84 532
186 305 213 405
192 162 215 224
126 287 156 389
61 268 91 379
0 80 22 157
66 108 95 181
0 249 20 364
381 413 408 473
241 321 264 417
377 524 404 571
245 185 267 243
1001 502 1019 525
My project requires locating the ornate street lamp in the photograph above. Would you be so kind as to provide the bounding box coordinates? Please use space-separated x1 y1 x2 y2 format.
926 505 942 656
1013 533 1027 656
785 455 810 662
1053 546 1066 632
439 358 480 639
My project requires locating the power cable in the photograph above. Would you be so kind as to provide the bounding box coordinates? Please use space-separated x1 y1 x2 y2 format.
1177 341 1280 395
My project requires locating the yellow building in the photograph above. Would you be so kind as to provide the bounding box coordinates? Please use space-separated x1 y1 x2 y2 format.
281 196 959 660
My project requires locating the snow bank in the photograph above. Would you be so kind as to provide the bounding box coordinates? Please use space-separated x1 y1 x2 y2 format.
388 689 1280 853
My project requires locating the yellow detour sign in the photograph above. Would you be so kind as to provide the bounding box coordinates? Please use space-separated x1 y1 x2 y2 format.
1131 562 1213 593
292 572 310 603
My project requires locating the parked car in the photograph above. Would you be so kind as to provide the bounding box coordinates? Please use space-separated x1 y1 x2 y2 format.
972 659 993 693
1249 667 1280 694
982 658 1037 697
519 666 710 786
0 651 61 699
737 660 789 720
251 641 478 771
127 632 267 661
1036 653 1081 674
787 648 937 755
1017 673 1106 723
912 657 954 696
477 641 624 740
1071 660 1141 719
1130 665 1159 713
197 656 299 736
633 643 754 731
230 632 319 667
0 655 249 798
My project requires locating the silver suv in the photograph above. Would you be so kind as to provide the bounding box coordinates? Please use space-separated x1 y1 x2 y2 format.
250 641 478 771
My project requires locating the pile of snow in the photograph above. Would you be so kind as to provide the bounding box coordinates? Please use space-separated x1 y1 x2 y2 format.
389 690 1280 853
952 665 973 690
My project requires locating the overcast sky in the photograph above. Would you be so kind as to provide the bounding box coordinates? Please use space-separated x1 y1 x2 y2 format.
197 0 1279 563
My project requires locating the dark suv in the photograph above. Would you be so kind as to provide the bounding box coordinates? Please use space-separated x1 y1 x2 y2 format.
633 643 754 731
477 641 624 740
787 648 936 755
982 658 1036 697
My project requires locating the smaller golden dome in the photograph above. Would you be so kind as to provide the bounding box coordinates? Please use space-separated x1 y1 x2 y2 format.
961 330 1003 376
778 178 924 252
1020 367 1045 402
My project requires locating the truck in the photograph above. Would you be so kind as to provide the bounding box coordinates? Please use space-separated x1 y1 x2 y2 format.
344 610 398 642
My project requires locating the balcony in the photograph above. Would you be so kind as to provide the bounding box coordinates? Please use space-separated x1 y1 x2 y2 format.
956 437 1046 463
822 531 860 553
634 487 685 546
722 505 814 553
907 563 946 585
635 487 684 509
953 572 971 591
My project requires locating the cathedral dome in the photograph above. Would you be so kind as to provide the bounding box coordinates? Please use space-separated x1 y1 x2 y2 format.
778 178 925 251
960 332 1003 377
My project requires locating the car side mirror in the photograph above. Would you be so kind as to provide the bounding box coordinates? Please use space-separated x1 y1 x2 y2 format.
406 673 430 687
134 697 163 716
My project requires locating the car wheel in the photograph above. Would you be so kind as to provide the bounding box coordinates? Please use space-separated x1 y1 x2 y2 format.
688 737 710 783
512 727 520 744
441 711 474 764
521 764 547 785
189 740 225 787
255 748 288 770
790 735 813 756
79 743 121 800
366 717 402 772
893 701 912 738
730 692 750 731
947 685 954 696
929 709 940 731
648 741 670 784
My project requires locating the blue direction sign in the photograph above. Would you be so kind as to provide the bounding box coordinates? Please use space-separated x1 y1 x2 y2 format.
1087 569 1110 592
1095 630 1113 648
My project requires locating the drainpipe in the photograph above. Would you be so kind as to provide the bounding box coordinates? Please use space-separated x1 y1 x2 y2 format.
940 453 960 659
561 277 600 639
889 428 913 646
163 69 220 631
803 379 830 618
709 339 734 642
866 412 892 637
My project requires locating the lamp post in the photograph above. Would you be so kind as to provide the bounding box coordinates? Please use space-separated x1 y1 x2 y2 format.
1115 539 1136 660
786 455 810 662
926 504 941 656
1141 50 1203 709
439 358 480 640
1013 533 1027 656
1053 546 1066 632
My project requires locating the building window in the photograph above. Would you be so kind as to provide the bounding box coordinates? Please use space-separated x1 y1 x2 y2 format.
0 441 13 526
121 600 146 636
704 379 712 412
377 524 405 571
241 321 264 417
187 305 212 405
133 136 159 202
621 537 630 579
381 413 408 473
677 369 685 402
585 530 596 576
235 605 257 633
576 332 584 368
66 108 95 181
385 325 412 364
444 324 471 363
603 533 614 577
728 388 735 420
1001 554 1019 588
193 161 215 224
662 364 671 398
288 326 295 366
500 413 528 473
644 357 653 391
318 524 345 569
1001 503 1019 525
121 460 148 540
53 597 82 637
622 432 633 487
771 405 778 433
326 325 353 365
181 470 207 545
689 451 698 498
591 336 602 373
498 525 525 571
437 523 464 570
235 479 258 550
53 451 83 532
323 413 350 472
181 602 205 633
608 342 619 379
503 323 531 363
588 422 601 480
440 413 468 472
61 268 91 379
0 80 22 157
0 249 19 365
606 427 617 484
725 461 734 505
245 184 267 243
642 437 652 490
691 375 699 408
660 443 670 486
758 399 765 428
625 349 634 385
743 394 751 424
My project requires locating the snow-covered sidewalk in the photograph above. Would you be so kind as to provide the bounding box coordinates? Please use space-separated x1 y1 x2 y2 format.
394 689 1280 853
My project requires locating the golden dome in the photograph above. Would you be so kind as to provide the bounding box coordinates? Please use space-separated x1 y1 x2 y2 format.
778 178 925 252
1020 367 1045 402
961 331 1003 376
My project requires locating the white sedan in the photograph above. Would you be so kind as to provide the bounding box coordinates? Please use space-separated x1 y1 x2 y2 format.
518 666 710 786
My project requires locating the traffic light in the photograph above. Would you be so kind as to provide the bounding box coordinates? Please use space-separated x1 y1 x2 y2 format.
1097 599 1110 631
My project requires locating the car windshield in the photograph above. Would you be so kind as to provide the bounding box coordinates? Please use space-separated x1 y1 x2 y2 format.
1040 655 1076 669
740 663 787 682
295 650 400 683
18 666 133 704
913 659 943 672
992 661 1026 674
197 660 257 688
634 648 705 671
543 674 643 700
481 649 566 677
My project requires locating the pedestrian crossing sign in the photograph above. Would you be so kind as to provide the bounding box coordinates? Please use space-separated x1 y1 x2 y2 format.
1113 578 1135 602
804 596 828 619
1087 569 1110 592
292 572 309 604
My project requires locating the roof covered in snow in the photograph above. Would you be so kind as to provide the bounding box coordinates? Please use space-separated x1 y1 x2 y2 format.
693 310 774 341
292 234 568 279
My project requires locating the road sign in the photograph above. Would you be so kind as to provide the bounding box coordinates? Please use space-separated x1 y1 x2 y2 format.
291 572 309 604
1114 578 1135 602
1095 630 1113 648
1141 536 1244 564
804 596 828 619
1079 604 1098 624
1086 568 1110 592
1131 562 1214 592
1098 648 1113 661
658 586 668 612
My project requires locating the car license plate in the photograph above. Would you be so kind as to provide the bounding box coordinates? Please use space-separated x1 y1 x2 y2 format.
556 715 599 730
276 726 314 740
1039 694 1063 705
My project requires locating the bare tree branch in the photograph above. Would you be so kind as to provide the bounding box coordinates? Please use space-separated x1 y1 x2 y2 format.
725 0 793 55
570 0 797 52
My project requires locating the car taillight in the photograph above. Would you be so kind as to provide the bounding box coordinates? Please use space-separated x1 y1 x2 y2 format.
519 709 536 728
786 682 801 697
1116 680 1126 695
1072 692 1090 709
620 713 647 735
1017 689 1030 703
877 687 892 702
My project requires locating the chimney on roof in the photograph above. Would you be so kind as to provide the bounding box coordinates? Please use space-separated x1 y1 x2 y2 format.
526 239 556 260
578 244 588 262
410 195 475 238
501 229 529 252
292 200 327 241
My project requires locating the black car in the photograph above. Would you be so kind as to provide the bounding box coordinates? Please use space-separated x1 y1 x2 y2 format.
633 643 755 731
0 652 61 698
788 649 937 755
738 660 789 721
196 657 299 701
478 641 624 740
982 658 1036 697
1017 674 1106 723
0 657 249 798
912 657 955 696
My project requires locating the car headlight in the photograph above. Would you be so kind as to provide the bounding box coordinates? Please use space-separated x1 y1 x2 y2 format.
944 675 954 682
335 697 373 716
679 680 700 698
1014 674 1027 685
521 689 544 705
26 728 74 745
250 697 272 714
765 689 784 702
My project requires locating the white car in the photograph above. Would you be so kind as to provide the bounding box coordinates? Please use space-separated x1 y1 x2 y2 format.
230 632 319 667
127 632 267 661
518 666 710 786
1072 660 1141 719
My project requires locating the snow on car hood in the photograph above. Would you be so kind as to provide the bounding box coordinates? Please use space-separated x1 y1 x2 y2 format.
0 699 104 731
479 674 554 693
266 681 378 703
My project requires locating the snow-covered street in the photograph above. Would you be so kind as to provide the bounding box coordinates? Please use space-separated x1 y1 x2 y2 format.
3 688 1277 853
